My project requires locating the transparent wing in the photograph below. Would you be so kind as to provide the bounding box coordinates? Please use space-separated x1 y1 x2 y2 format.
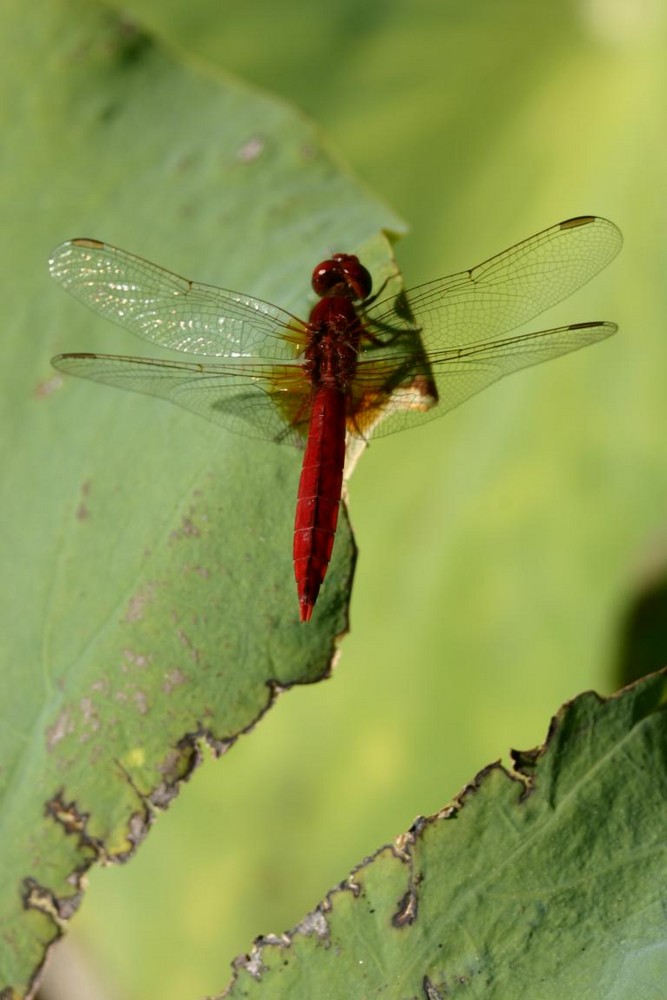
51 353 310 446
51 219 620 444
347 321 616 438
49 239 307 359
352 216 621 436
367 216 621 347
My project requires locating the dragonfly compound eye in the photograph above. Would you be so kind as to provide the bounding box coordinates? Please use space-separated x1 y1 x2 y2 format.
333 254 373 301
311 255 372 301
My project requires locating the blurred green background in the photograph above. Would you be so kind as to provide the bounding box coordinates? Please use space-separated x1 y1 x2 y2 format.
23 0 666 997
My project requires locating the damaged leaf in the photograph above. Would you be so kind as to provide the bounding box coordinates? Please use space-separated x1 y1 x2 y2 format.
221 669 667 999
0 0 404 993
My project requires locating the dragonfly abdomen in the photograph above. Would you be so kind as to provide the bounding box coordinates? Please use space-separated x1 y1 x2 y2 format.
293 385 347 622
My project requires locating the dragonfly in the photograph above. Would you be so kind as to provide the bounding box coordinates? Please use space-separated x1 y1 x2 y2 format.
49 215 621 622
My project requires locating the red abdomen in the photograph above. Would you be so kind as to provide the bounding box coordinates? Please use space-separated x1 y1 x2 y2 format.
293 385 347 622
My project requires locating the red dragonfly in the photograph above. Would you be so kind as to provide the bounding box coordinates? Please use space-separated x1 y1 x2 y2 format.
50 216 621 622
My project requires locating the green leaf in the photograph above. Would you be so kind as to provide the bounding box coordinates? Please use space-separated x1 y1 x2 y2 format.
0 0 404 991
221 669 667 999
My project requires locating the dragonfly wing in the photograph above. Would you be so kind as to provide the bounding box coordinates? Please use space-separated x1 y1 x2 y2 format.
366 216 622 350
52 353 309 446
49 240 307 359
349 321 616 438
350 216 620 438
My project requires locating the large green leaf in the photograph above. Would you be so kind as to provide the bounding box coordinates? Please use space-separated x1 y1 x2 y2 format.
0 0 403 992
221 669 667 999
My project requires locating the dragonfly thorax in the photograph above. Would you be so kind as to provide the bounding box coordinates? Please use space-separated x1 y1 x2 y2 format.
303 296 363 390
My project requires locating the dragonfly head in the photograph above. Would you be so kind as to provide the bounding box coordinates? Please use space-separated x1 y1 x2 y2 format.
311 253 372 302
